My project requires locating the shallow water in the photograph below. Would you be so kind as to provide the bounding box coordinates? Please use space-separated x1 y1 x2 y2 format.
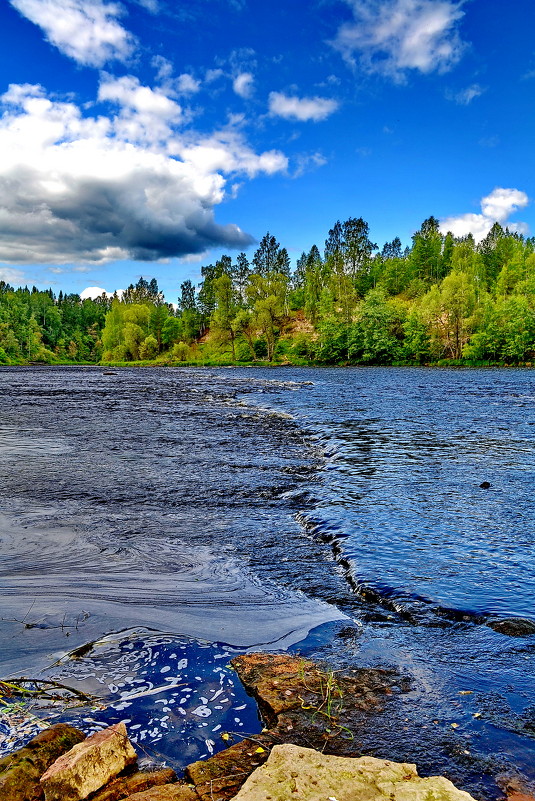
0 366 534 797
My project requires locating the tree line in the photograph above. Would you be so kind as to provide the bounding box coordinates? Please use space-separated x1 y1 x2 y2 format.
2 215 535 365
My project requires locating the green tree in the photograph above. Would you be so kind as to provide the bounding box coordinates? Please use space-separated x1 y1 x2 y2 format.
246 272 288 361
211 274 241 359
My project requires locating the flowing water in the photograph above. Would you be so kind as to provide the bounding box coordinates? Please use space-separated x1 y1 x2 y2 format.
0 366 534 797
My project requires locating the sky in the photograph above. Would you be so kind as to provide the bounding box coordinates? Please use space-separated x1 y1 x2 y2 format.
1 0 535 302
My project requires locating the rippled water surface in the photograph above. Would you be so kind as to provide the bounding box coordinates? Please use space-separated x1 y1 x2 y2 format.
0 366 534 797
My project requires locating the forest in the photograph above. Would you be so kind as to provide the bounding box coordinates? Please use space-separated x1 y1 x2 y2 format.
1 214 535 366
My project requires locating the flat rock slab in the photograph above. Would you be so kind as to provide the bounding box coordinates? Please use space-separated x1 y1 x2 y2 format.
40 723 137 801
231 743 478 801
230 652 404 753
0 723 86 801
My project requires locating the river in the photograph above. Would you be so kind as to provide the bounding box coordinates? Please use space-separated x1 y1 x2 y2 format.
0 366 534 797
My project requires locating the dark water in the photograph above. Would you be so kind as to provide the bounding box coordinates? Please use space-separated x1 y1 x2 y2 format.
0 366 534 797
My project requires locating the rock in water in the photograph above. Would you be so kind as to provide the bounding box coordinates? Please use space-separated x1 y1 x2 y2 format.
40 723 137 801
0 723 85 801
488 618 535 636
231 743 477 801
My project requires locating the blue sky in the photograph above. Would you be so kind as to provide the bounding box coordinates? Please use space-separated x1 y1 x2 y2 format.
1 0 534 302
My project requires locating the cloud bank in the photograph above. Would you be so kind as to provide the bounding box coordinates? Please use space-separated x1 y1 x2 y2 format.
9 0 134 66
268 92 339 122
0 81 288 264
333 0 466 82
440 188 530 242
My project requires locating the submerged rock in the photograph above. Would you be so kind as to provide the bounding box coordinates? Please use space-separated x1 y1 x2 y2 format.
231 743 478 801
40 723 137 801
487 618 535 636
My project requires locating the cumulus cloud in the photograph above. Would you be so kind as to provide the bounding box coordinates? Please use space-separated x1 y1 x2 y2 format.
332 0 466 82
440 188 530 242
447 83 484 105
98 74 182 143
0 81 288 264
233 72 254 98
268 92 339 122
9 0 134 66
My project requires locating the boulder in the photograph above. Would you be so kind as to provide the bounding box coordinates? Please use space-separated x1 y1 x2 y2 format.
231 743 477 801
0 723 85 801
40 723 137 801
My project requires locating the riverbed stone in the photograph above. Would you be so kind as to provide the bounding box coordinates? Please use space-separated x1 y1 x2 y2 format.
0 723 86 801
231 743 478 801
40 722 137 801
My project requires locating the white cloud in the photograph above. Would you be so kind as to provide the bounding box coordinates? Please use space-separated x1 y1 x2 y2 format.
292 152 328 178
9 0 134 67
0 81 288 264
99 75 181 118
440 188 529 242
80 285 123 299
0 267 25 285
233 72 254 99
133 0 159 11
447 83 484 105
177 74 201 94
268 92 339 122
98 74 182 143
206 68 225 83
333 0 466 82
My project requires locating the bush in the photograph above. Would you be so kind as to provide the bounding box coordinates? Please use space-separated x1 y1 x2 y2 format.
172 341 190 361
253 338 268 358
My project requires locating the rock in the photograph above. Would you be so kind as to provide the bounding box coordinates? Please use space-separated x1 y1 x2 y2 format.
479 481 491 489
185 738 270 801
40 723 137 801
124 786 198 800
488 618 535 636
231 653 318 724
0 723 86 801
231 743 477 801
507 795 535 801
90 768 178 801
230 652 402 756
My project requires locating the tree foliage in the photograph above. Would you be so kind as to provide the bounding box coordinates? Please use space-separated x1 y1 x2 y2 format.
3 218 535 366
